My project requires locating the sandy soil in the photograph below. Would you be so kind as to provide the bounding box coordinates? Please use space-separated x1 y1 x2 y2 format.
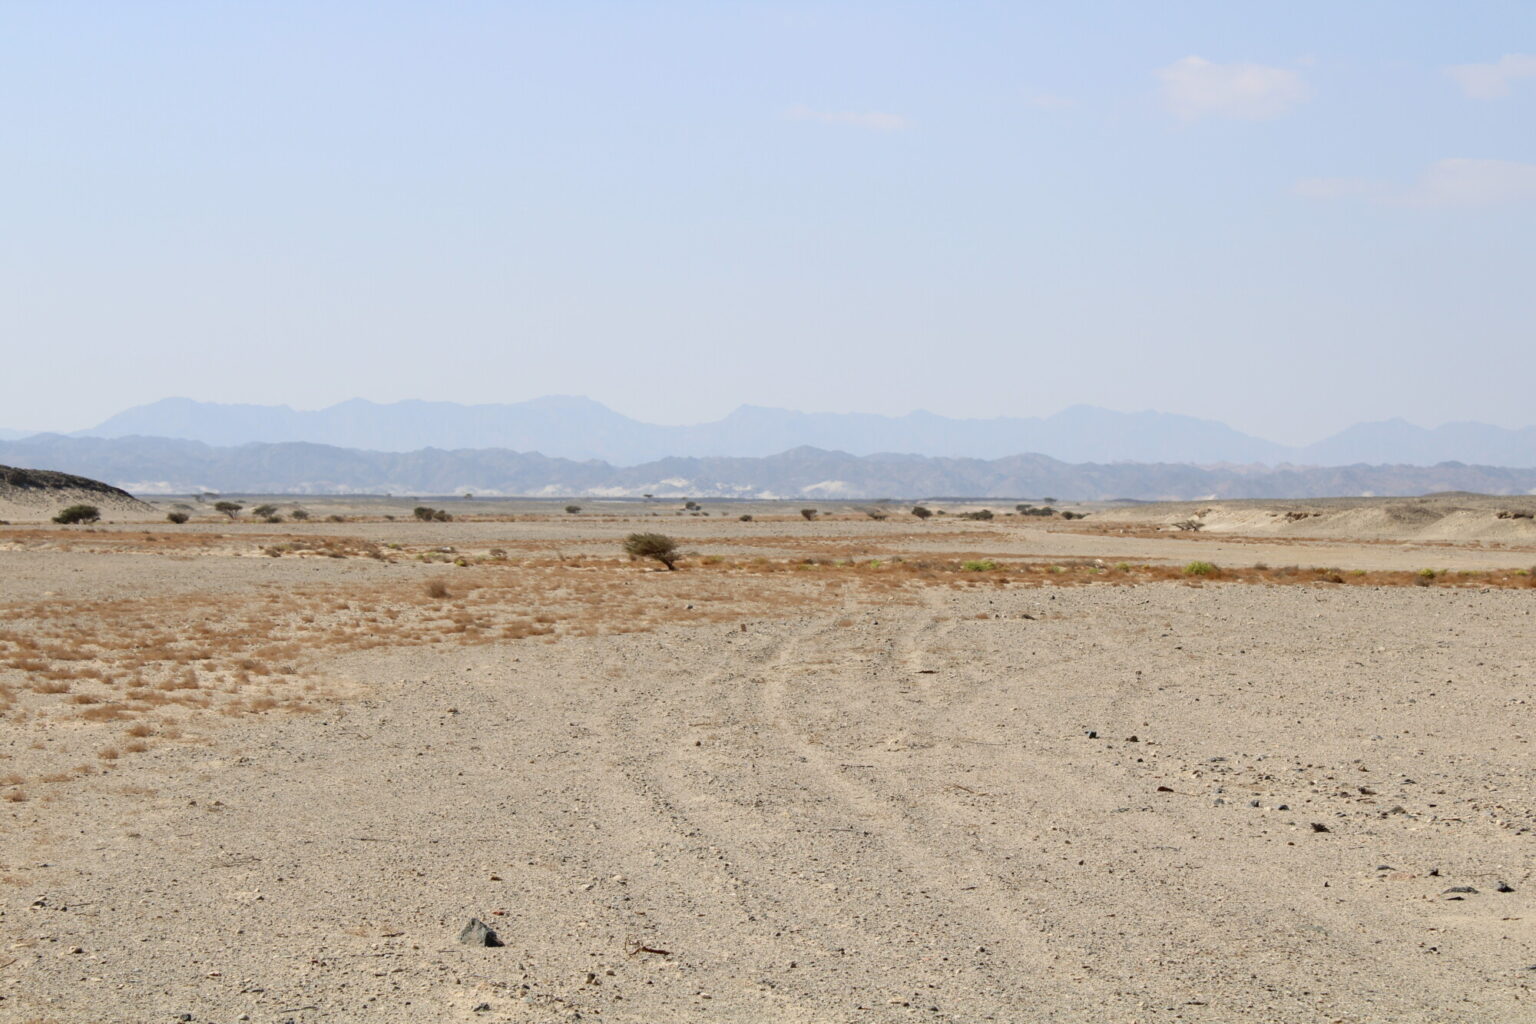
2 501 1535 1022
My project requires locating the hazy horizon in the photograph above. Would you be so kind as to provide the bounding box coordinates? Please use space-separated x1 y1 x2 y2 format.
8 393 1536 450
4 3 1533 444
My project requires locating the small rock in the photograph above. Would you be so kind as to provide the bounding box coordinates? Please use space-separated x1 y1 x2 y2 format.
458 918 503 947
1442 886 1478 895
1310 823 1331 833
1249 799 1261 808
473 1004 492 1013
1086 731 1098 739
1277 804 1290 811
1156 785 1173 793
1498 882 1516 893
1376 865 1395 871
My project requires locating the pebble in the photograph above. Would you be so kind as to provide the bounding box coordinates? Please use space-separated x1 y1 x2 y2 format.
1498 882 1516 893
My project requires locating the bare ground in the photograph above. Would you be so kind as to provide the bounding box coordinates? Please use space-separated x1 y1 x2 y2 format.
2 502 1535 1022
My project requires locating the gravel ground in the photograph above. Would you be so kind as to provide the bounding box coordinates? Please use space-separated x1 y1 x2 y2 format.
3 558 1534 1022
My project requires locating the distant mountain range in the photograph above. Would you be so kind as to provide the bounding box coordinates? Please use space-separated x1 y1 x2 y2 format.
37 396 1535 468
4 433 1535 501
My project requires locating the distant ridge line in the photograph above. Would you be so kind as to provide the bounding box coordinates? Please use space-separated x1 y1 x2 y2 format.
3 434 1536 502
48 396 1536 469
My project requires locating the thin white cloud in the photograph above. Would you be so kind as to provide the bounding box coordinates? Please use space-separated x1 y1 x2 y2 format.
1156 56 1309 120
1295 159 1536 208
1445 54 1536 99
785 106 908 132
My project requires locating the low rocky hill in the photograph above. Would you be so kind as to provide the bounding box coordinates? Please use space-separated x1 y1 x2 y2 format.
0 464 159 522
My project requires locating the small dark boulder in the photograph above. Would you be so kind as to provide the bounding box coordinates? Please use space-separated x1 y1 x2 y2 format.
458 918 503 947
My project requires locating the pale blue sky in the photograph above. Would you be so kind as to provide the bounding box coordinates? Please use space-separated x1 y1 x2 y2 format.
3 2 1533 444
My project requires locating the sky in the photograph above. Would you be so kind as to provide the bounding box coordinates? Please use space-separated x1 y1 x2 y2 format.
2 1 1533 445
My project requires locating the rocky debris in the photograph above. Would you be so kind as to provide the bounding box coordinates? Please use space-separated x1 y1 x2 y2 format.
1497 882 1516 893
458 918 503 947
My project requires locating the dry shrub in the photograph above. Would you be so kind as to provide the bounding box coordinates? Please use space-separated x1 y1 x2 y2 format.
98 747 121 761
425 579 451 599
78 705 131 722
2 789 27 803
123 740 150 754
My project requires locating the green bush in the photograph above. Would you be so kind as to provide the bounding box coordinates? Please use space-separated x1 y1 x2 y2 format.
1183 561 1218 576
213 501 243 519
252 504 279 518
166 511 190 524
911 506 932 520
53 504 100 525
800 509 817 521
961 559 1000 571
565 505 581 514
290 509 310 521
623 532 680 570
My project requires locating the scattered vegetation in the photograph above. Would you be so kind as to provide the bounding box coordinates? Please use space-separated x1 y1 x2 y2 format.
960 509 994 521
166 511 190 524
290 509 310 521
912 506 932 520
1183 561 1219 577
961 559 1000 571
414 506 452 522
565 505 582 514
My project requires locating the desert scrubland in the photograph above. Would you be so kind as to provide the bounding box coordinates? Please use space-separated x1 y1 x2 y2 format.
2 495 1535 1022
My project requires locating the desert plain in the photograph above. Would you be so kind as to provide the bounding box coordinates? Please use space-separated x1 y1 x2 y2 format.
2 491 1535 1023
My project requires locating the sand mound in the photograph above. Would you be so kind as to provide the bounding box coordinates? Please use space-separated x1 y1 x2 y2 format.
1091 494 1536 543
0 463 159 522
